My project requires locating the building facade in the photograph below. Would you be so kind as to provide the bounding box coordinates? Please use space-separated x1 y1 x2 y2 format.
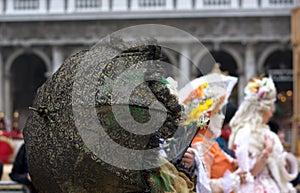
292 5 300 153
0 0 297 143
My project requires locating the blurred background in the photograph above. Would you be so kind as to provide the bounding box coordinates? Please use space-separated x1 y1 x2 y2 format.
0 0 299 153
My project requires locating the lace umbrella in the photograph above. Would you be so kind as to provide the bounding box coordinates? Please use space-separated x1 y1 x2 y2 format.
23 37 197 193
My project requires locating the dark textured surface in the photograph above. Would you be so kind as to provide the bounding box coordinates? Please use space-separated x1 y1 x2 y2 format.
23 39 183 193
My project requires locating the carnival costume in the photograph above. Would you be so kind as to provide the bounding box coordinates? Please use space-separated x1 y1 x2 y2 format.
0 135 14 163
24 38 196 193
229 76 298 193
180 73 240 193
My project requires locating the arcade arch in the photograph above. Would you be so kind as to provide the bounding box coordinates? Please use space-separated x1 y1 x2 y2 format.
4 49 50 129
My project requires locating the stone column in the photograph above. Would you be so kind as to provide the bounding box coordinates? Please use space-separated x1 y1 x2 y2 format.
39 0 47 13
0 0 3 14
231 0 239 8
179 45 191 88
4 70 11 125
238 74 245 105
244 44 256 82
6 0 14 14
165 0 173 10
67 0 75 13
102 0 110 11
52 46 64 74
0 52 3 112
237 43 256 105
195 0 204 9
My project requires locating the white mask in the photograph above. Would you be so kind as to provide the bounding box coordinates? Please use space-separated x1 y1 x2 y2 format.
209 113 225 137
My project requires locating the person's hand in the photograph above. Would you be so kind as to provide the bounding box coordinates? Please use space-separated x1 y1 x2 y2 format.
231 159 239 171
237 171 247 184
182 148 195 168
27 173 31 182
264 134 274 154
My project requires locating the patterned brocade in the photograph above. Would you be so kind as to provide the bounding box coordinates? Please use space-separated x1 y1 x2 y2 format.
24 39 184 193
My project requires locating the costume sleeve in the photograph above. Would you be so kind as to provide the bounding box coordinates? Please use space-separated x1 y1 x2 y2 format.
234 126 251 172
209 179 224 193
192 141 242 193
191 144 212 193
209 171 241 193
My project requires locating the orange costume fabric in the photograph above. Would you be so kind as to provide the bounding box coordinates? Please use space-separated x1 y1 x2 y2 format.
192 132 234 179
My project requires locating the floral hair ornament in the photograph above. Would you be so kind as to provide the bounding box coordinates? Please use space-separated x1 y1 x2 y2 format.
179 72 238 129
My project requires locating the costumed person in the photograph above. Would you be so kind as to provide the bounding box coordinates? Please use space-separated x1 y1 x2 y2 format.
0 112 6 131
179 72 241 193
216 102 237 158
23 37 199 193
228 76 298 193
12 111 22 135
9 143 37 193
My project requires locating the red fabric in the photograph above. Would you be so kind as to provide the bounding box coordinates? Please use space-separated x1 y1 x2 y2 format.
0 139 14 163
221 125 231 140
192 134 234 179
2 131 23 139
